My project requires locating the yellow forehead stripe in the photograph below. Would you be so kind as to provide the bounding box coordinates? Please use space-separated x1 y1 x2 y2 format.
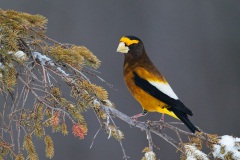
120 37 139 46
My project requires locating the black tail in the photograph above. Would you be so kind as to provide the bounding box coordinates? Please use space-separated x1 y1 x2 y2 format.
173 109 199 133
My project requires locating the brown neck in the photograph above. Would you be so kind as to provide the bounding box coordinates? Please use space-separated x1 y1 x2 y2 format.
123 50 152 74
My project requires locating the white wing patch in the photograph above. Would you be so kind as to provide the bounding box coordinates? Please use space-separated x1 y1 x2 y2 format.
149 81 179 100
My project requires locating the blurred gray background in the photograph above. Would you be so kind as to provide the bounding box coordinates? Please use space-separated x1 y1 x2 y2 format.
1 1 240 159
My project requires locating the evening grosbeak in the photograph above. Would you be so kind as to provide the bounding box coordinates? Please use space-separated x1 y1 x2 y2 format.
116 35 199 133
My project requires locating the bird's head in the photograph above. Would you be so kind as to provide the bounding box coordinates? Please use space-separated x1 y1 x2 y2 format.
116 36 144 55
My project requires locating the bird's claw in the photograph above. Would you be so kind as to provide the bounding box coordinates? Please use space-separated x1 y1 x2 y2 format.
159 119 165 131
131 113 144 122
159 124 165 131
131 116 138 122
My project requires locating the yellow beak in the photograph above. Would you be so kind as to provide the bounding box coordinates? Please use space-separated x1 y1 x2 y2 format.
116 42 129 53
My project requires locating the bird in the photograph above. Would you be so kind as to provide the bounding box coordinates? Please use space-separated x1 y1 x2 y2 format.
116 35 199 133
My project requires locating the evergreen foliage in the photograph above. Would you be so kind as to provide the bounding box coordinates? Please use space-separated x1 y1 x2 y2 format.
0 9 117 159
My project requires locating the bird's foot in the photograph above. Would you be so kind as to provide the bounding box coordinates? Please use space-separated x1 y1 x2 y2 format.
131 113 143 122
159 124 164 131
159 113 165 130
159 113 164 122
131 110 148 122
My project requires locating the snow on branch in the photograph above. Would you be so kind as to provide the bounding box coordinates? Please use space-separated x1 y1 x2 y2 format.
213 135 240 159
184 145 208 160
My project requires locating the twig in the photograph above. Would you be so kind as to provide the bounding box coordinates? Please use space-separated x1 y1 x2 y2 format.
90 128 101 149
102 104 179 149
146 126 153 152
175 130 186 154
65 63 90 82
82 70 117 91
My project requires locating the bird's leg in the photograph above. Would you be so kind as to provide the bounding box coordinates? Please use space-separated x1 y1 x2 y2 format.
131 110 148 121
160 113 164 122
159 113 165 130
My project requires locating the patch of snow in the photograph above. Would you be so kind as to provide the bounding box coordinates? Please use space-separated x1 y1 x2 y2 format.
14 51 27 60
185 145 208 160
102 99 113 107
93 99 100 106
213 135 240 159
0 62 4 69
8 51 14 54
33 52 52 65
33 52 69 76
57 67 69 76
144 151 155 160
107 127 111 139
8 51 27 61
